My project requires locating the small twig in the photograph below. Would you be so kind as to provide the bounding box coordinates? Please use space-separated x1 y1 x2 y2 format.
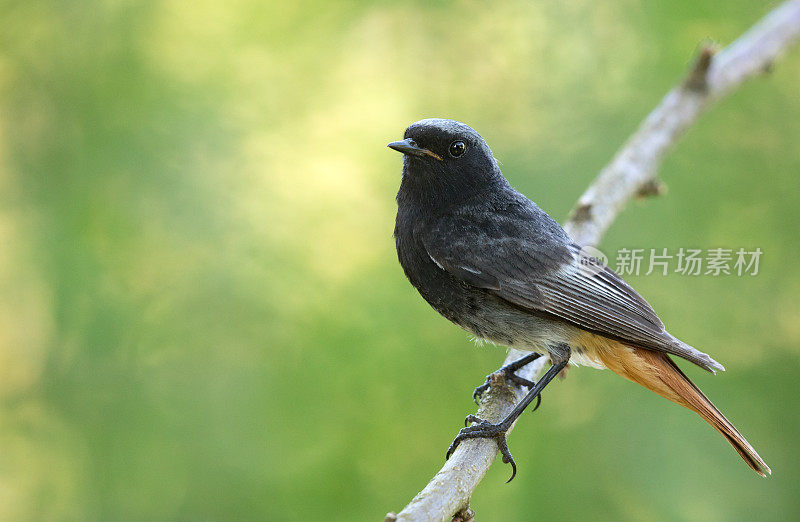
392 2 800 520
451 507 475 522
683 45 717 92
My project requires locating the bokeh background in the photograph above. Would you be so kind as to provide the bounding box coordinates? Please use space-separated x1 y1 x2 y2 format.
1 0 799 520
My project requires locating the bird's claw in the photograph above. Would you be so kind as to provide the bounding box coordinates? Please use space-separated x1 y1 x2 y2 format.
472 381 491 403
464 414 482 427
445 416 518 482
531 393 542 412
473 372 542 414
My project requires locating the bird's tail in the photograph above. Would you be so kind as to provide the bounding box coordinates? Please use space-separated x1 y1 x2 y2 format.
595 343 771 477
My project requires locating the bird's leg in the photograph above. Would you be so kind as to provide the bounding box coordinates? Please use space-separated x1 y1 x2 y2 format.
473 352 543 405
447 352 569 483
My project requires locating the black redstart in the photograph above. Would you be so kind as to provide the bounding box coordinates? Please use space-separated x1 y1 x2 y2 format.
388 118 769 481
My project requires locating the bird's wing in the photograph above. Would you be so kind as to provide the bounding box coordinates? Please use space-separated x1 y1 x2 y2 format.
422 204 723 372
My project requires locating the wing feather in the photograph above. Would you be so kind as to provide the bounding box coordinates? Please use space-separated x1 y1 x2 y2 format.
423 204 723 372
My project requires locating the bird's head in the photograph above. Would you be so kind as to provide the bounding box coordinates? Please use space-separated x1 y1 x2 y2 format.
388 119 504 208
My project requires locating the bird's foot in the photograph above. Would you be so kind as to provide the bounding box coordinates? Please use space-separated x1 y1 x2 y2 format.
472 373 538 402
445 415 518 482
473 353 543 412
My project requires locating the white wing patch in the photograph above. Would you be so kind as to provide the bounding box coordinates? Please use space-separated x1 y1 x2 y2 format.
428 252 445 270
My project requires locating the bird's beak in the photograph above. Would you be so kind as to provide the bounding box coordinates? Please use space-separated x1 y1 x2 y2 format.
387 139 443 161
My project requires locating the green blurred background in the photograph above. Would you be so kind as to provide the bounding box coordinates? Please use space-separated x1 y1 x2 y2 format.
1 0 799 520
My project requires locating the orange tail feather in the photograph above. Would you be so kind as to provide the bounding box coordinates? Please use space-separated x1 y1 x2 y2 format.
593 341 770 477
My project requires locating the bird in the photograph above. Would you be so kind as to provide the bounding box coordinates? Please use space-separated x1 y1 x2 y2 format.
388 118 770 481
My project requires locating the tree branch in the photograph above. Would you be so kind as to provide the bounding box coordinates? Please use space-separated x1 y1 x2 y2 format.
387 1 800 520
565 0 800 247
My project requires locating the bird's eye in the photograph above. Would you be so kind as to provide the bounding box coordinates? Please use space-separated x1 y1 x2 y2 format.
449 140 466 157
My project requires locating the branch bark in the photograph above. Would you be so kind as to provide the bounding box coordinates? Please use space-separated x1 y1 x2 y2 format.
387 1 800 520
